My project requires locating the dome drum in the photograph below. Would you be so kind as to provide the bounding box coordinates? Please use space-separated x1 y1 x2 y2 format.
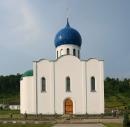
56 44 80 58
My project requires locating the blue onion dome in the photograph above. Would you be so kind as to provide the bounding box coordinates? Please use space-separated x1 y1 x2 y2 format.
54 19 82 47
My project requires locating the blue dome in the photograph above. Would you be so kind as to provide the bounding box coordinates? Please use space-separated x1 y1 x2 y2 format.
54 19 82 47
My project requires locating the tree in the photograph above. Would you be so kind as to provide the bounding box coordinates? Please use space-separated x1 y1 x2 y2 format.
123 109 129 127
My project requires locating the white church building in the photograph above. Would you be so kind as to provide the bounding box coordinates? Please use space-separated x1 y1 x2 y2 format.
20 19 104 115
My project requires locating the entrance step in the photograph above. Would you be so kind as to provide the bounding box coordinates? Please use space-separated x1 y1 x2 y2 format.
61 114 73 120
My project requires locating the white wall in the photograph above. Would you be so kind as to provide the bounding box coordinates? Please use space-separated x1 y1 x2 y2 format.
20 76 35 114
55 55 86 114
21 57 104 115
56 44 80 59
35 60 55 114
86 59 104 114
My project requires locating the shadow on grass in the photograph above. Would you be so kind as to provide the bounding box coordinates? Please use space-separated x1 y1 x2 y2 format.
104 123 122 127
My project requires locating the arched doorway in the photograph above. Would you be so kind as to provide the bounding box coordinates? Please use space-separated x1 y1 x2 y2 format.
64 98 73 114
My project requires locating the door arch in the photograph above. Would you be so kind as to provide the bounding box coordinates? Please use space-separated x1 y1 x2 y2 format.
64 98 73 114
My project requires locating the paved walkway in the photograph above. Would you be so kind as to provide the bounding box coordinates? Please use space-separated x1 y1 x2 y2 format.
53 124 105 127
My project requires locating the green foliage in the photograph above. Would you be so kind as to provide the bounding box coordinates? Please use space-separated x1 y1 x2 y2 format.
0 74 21 94
0 110 20 115
0 74 21 104
123 110 129 127
105 77 130 97
105 77 130 109
128 104 130 110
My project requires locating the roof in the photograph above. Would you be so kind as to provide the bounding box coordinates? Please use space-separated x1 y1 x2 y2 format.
21 70 33 80
54 18 82 48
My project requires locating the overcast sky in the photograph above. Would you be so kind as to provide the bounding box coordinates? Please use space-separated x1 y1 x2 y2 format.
0 0 130 78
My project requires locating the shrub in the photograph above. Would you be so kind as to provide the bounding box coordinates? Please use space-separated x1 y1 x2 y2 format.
123 111 129 127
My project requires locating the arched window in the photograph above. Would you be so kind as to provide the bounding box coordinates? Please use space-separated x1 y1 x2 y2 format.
91 76 95 91
57 51 58 58
41 77 46 92
67 48 70 55
73 49 76 56
66 77 71 92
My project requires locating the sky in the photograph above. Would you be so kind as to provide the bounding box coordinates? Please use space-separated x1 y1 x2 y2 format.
0 0 130 79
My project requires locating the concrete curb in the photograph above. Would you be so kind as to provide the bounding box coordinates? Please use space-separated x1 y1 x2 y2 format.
0 118 123 124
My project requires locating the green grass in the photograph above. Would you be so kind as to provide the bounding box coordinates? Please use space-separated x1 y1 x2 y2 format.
104 123 122 127
105 94 130 109
0 110 20 119
0 124 53 127
0 110 20 115
0 94 19 104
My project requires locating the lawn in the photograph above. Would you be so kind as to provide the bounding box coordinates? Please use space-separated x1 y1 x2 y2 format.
0 124 53 127
0 110 19 115
0 110 21 119
104 123 122 127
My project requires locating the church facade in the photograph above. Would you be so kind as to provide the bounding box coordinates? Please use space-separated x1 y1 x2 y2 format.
20 19 104 115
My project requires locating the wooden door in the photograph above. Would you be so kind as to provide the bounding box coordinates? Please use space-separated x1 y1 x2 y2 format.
65 98 73 114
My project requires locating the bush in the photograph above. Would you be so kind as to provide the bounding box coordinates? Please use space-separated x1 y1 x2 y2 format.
127 105 130 110
123 111 129 127
104 112 112 116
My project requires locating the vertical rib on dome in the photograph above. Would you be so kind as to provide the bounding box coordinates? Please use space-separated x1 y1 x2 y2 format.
66 18 70 27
